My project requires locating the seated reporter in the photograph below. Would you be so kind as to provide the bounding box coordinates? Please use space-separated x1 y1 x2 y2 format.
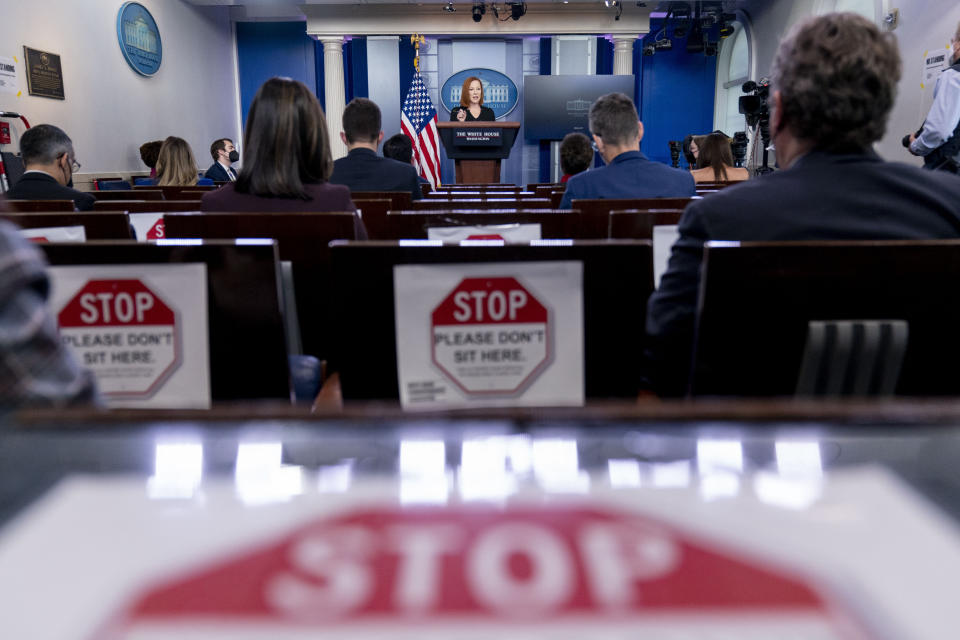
690 132 749 183
559 93 696 209
148 136 213 187
645 13 960 397
5 124 94 211
559 132 594 183
202 78 354 213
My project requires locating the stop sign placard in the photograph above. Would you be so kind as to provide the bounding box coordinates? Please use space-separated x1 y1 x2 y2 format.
110 505 859 638
58 279 180 397
145 218 165 240
431 277 550 395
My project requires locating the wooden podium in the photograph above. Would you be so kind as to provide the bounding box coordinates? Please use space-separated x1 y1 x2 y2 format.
436 121 520 184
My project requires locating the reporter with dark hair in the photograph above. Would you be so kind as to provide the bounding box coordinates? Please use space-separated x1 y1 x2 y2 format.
329 98 422 200
559 132 593 183
383 133 430 187
201 78 354 212
690 132 748 182
646 12 960 397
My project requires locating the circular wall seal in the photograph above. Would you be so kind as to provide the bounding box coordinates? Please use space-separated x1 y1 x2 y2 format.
116 2 162 77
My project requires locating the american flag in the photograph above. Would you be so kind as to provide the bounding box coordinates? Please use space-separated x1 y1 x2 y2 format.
400 71 441 189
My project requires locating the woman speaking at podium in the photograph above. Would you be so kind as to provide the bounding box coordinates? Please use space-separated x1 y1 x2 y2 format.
451 76 495 122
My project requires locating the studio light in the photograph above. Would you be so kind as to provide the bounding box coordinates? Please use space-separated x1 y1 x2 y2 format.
444 1 456 12
509 1 526 20
472 1 486 22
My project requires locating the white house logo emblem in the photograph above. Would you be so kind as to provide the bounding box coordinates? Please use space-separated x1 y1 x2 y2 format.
116 2 162 77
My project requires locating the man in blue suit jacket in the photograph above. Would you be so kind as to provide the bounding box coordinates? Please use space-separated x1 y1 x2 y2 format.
559 93 695 209
329 98 421 201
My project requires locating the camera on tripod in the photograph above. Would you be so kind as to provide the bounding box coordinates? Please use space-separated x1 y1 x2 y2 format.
738 78 774 175
738 79 770 128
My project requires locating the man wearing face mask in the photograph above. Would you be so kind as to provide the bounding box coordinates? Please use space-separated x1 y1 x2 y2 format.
908 21 960 173
5 124 94 211
204 138 239 182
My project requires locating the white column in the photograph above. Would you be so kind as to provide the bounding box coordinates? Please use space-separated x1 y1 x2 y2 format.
321 36 348 160
611 35 637 75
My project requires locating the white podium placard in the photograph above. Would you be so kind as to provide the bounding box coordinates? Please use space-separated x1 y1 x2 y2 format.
20 225 86 243
394 261 583 409
48 263 211 409
427 224 542 244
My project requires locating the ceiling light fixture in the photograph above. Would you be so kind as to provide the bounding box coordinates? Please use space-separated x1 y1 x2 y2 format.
509 2 526 20
472 1 486 22
444 1 456 12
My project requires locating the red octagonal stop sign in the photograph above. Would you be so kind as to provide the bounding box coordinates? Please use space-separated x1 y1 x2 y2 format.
431 277 550 395
58 279 180 397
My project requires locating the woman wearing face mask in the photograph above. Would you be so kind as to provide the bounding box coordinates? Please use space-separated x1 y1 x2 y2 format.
450 76 495 122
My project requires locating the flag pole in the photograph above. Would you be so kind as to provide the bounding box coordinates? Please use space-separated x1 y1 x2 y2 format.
411 34 425 73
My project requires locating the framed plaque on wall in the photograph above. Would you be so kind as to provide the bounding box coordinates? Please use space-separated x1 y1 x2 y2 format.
23 47 64 100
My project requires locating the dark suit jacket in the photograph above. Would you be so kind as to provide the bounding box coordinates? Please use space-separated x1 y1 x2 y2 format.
6 172 95 211
645 150 960 396
329 148 422 201
205 162 236 182
450 106 496 122
201 182 355 213
559 151 696 209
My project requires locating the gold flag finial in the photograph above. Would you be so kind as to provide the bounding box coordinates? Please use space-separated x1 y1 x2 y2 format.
411 34 426 72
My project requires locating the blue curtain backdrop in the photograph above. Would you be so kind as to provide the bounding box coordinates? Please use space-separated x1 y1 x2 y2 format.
236 22 318 127
636 19 718 166
398 35 417 104
538 36 552 183
237 23 370 129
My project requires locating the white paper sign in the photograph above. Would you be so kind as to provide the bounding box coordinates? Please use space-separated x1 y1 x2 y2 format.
427 223 542 243
653 224 679 289
128 212 165 242
920 46 952 123
47 263 211 409
0 56 19 95
2 469 960 639
19 225 86 243
394 261 583 409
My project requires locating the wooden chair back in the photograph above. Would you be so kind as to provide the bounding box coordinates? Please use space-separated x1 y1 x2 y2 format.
41 240 291 402
329 240 654 401
412 198 552 211
2 212 133 240
369 210 580 240
93 189 164 201
691 240 960 397
349 190 412 210
608 209 685 240
93 200 202 213
5 200 75 212
163 211 365 361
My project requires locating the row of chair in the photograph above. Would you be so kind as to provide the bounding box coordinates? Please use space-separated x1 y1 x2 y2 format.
34 232 960 404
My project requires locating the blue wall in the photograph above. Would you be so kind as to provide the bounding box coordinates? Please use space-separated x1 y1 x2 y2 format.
236 22 318 129
636 21 718 166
